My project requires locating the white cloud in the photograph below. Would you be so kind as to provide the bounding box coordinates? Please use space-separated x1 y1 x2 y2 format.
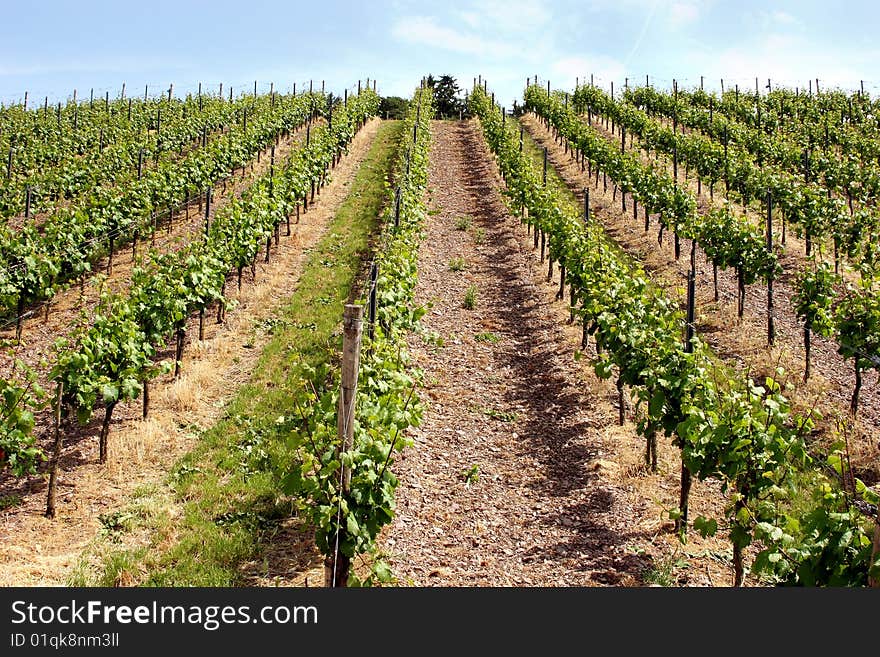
467 0 551 32
750 8 800 31
699 33 876 90
390 15 517 58
458 10 482 29
770 10 797 25
669 1 701 27
585 0 709 27
550 55 627 90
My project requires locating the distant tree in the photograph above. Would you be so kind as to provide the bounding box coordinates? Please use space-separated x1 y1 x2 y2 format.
426 74 464 118
379 96 409 120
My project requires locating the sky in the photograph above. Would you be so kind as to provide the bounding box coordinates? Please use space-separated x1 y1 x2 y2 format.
1 0 879 109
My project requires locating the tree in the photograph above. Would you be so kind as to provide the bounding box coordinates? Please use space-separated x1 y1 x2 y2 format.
427 74 463 118
379 96 409 120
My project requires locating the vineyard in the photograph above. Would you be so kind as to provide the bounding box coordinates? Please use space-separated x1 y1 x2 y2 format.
0 73 877 588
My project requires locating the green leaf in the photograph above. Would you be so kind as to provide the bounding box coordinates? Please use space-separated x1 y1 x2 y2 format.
693 516 718 538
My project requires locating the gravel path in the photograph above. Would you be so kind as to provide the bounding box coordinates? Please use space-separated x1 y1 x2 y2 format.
382 120 655 586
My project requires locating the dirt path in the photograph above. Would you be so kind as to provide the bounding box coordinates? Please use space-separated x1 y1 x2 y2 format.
521 113 880 483
0 117 381 586
381 119 693 586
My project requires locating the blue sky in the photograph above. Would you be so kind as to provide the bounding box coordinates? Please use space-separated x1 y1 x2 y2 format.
2 1 878 108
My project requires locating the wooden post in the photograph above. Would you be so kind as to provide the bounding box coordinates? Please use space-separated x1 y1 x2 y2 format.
45 382 64 518
326 304 364 588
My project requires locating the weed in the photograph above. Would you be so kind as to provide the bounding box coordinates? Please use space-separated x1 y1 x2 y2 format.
99 510 138 541
455 215 472 231
483 408 518 422
421 329 444 347
463 285 477 310
462 464 480 486
448 257 467 272
473 227 486 245
475 332 499 344
259 317 292 335
642 551 689 586
0 494 22 511
467 402 518 422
